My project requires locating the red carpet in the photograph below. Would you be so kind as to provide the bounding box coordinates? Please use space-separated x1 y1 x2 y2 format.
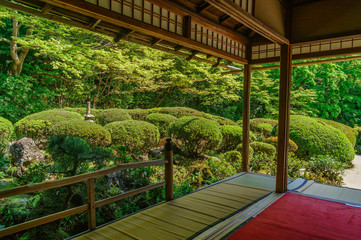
228 192 361 240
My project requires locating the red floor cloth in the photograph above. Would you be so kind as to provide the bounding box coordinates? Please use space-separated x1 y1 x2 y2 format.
228 192 361 240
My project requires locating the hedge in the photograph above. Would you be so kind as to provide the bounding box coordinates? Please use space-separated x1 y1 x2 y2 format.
14 109 83 142
159 107 205 118
51 120 111 147
265 136 298 152
289 115 354 165
204 114 236 126
105 120 160 152
0 117 14 152
146 113 177 138
168 116 222 157
98 109 132 126
317 118 358 147
126 109 151 121
250 118 277 137
250 142 277 158
219 125 243 152
221 150 243 172
235 144 254 156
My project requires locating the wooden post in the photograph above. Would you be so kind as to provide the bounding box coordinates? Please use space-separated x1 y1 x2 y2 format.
276 44 292 193
242 63 251 172
164 138 174 201
87 178 96 230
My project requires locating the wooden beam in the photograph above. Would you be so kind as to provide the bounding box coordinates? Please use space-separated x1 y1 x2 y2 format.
151 37 162 46
276 44 292 193
212 58 221 67
174 45 182 51
219 14 231 24
196 2 211 12
41 3 52 14
87 178 96 230
205 0 289 45
242 48 251 172
41 0 248 64
114 29 134 42
186 50 199 61
145 0 249 45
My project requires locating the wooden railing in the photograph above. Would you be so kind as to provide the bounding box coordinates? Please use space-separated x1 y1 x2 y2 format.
0 139 174 238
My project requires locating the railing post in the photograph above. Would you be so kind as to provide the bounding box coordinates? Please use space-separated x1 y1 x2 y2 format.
87 178 96 230
164 138 174 201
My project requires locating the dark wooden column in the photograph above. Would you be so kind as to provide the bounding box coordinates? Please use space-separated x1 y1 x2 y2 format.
276 44 292 193
242 63 251 172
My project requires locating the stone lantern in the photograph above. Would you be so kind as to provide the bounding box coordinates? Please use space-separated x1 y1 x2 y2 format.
83 101 95 122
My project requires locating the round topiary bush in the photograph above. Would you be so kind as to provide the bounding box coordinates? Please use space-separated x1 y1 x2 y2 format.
168 116 222 157
146 113 177 138
250 142 277 158
250 118 278 137
207 157 237 180
97 109 132 126
14 109 83 142
221 150 243 172
265 136 298 152
105 120 160 152
219 125 243 152
204 114 236 126
0 117 14 152
159 107 205 118
289 115 354 165
126 109 151 121
51 120 111 147
317 118 358 147
235 144 254 156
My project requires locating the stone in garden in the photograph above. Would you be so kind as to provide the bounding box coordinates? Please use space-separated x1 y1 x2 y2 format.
9 137 45 175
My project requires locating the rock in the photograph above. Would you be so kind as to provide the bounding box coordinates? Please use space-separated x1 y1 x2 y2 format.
10 138 45 176
0 180 8 186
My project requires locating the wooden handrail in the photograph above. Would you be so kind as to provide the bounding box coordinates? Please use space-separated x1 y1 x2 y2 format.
0 139 174 238
0 159 167 199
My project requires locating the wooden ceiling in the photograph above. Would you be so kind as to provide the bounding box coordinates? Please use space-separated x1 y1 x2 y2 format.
1 0 361 69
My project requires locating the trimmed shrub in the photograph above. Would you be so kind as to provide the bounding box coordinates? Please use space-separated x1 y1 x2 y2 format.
98 109 132 126
168 116 222 157
63 107 103 119
159 107 205 118
219 125 243 152
265 136 298 152
317 118 358 147
236 119 243 126
250 118 277 137
221 150 243 172
126 109 151 121
146 113 177 138
204 114 236 126
235 144 254 156
289 115 354 165
0 117 14 152
105 120 160 152
250 142 277 158
207 157 237 180
14 109 83 142
51 120 111 147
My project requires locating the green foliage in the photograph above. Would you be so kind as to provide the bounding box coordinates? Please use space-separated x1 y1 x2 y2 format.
305 155 345 186
168 116 222 157
289 115 354 165
146 113 177 138
317 118 358 147
0 117 13 152
105 120 160 152
221 150 243 172
265 136 298 152
126 109 151 121
206 157 237 180
250 118 277 138
48 135 113 176
219 125 243 152
14 109 82 142
356 127 361 153
63 107 104 119
98 109 132 126
204 114 236 126
235 144 254 156
250 142 276 158
159 107 205 118
50 120 111 147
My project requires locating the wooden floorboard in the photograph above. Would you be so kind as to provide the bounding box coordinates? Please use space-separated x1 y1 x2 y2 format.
73 173 273 240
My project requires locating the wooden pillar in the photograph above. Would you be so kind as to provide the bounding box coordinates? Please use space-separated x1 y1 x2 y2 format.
276 44 292 193
87 178 96 230
164 138 174 200
242 63 251 172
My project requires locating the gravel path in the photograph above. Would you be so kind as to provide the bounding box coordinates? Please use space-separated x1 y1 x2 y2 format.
343 155 361 189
